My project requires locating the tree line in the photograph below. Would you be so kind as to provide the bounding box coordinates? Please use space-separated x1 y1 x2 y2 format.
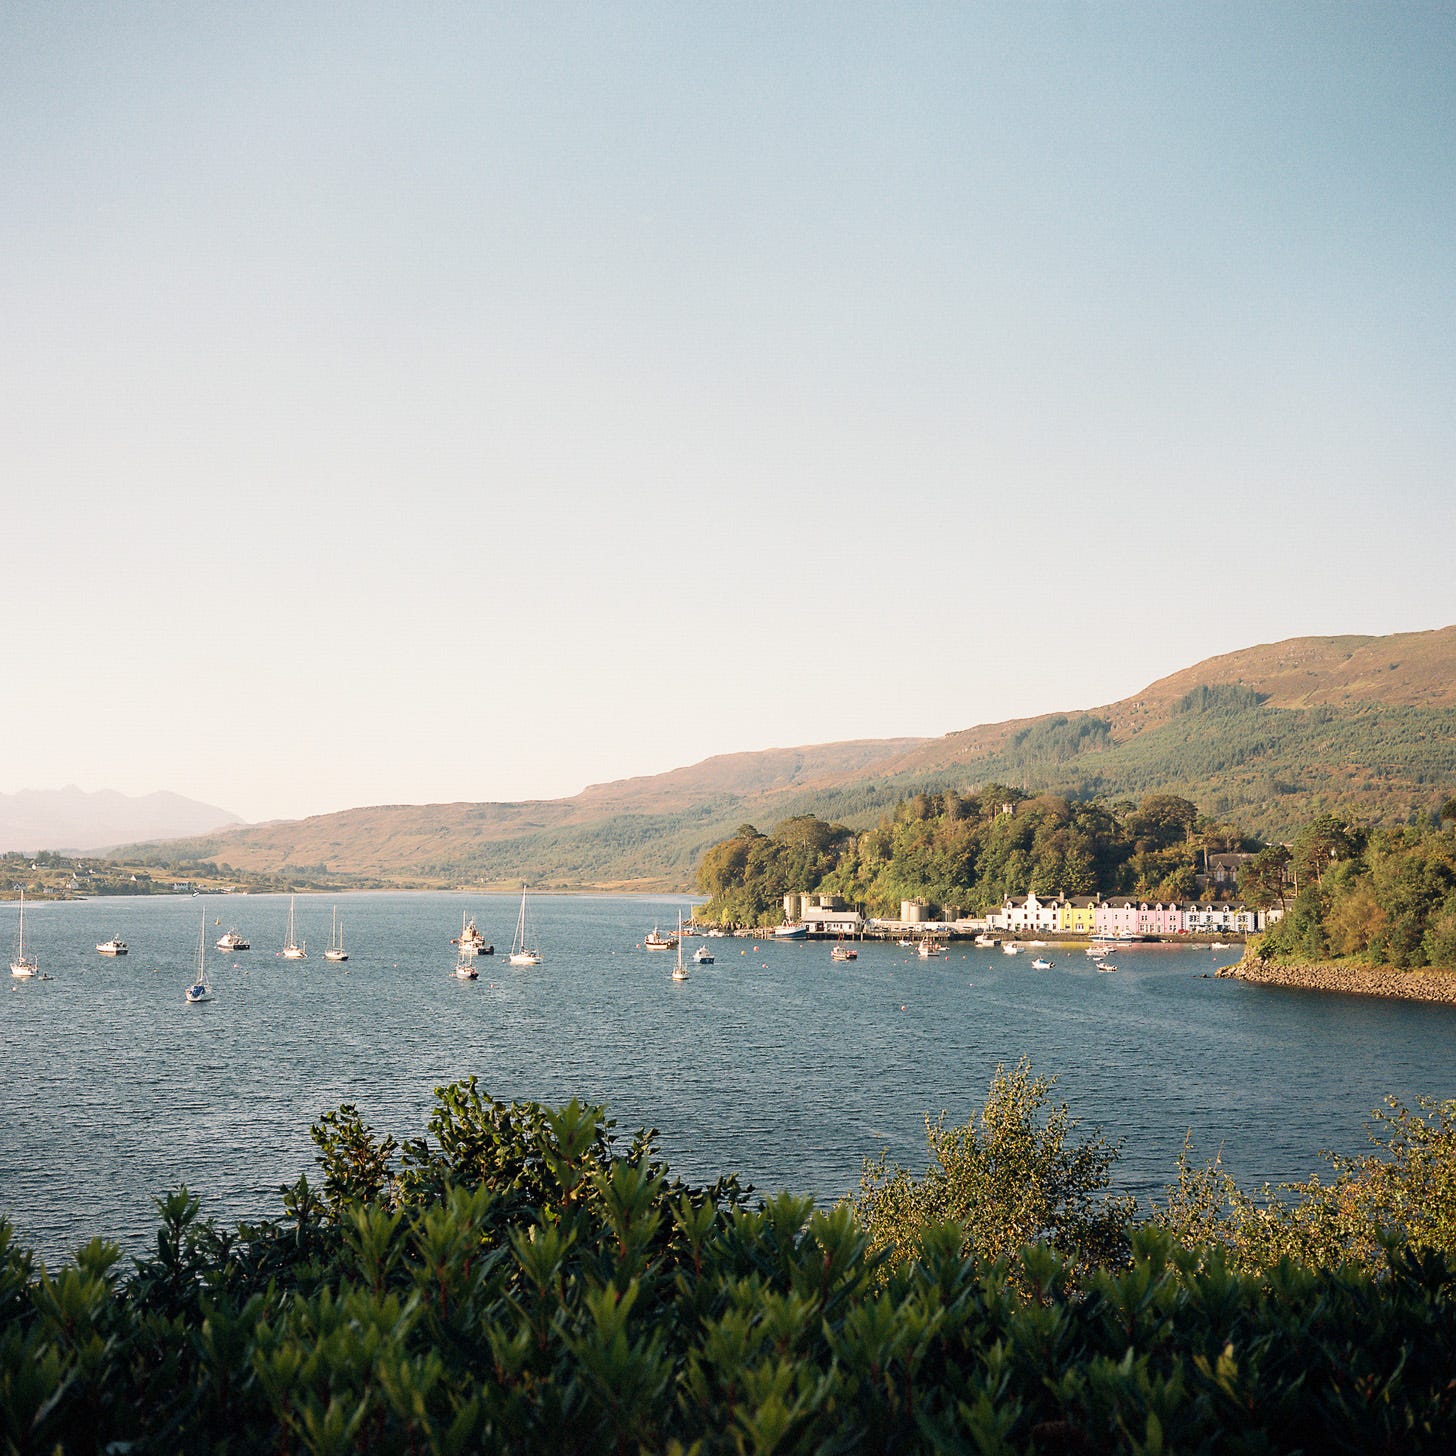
695 788 1257 926
1253 802 1456 969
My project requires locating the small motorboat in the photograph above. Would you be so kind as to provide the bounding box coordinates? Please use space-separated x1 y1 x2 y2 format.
216 928 250 951
644 926 678 951
96 937 128 956
692 945 715 965
1031 957 1054 970
830 943 858 962
1097 962 1119 973
918 940 944 959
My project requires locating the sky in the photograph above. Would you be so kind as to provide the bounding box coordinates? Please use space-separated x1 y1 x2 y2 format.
3 2 1454 824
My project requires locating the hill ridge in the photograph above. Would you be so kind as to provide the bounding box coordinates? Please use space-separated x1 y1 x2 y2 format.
122 627 1456 889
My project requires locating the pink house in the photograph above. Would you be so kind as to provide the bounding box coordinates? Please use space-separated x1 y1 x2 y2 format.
1137 902 1186 935
1095 900 1187 937
1095 900 1141 938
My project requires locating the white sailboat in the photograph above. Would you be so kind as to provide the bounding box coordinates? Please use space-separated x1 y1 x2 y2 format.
185 909 212 1002
10 888 38 979
508 885 542 966
452 939 479 979
672 910 689 981
280 895 307 959
323 906 348 962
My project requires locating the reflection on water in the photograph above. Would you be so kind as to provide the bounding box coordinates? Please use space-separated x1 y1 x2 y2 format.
3 891 1454 1258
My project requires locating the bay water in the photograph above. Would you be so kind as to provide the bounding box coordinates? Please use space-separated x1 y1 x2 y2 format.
4 891 1455 1260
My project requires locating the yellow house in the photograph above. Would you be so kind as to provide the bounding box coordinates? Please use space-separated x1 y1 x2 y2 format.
1058 896 1099 934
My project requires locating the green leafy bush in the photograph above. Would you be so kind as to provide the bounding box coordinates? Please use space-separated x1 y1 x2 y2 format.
7 1075 1456 1452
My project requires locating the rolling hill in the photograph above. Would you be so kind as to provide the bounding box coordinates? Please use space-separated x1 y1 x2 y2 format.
123 627 1456 890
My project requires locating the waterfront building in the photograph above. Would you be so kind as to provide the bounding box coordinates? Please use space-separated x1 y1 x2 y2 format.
1095 899 1143 938
998 892 1063 934
1058 896 1099 934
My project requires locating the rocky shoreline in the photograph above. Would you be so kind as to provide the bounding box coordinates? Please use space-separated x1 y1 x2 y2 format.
1218 956 1456 1006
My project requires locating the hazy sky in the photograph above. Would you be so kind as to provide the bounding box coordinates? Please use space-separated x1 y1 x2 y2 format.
4 3 1453 823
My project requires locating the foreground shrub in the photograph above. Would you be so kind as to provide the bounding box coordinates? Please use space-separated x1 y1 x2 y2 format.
6 1077 1456 1452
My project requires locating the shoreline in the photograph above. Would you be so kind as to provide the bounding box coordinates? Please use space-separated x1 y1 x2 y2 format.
1219 956 1456 1007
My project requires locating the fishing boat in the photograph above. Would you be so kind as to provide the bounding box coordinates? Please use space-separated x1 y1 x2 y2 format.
918 940 944 959
692 944 715 965
9 888 38 979
508 885 542 966
672 912 689 981
216 928 250 951
830 941 858 962
452 916 492 954
644 925 678 951
96 936 128 956
323 906 348 962
185 910 213 1003
773 923 809 940
279 895 307 959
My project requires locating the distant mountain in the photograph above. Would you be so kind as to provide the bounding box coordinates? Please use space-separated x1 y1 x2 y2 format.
0 786 242 854
124 627 1456 890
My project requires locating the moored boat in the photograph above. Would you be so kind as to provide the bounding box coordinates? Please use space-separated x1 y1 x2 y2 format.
644 925 678 951
323 906 349 962
831 942 858 962
96 936 128 956
452 941 479 980
453 916 492 954
671 912 689 981
508 885 543 966
692 945 715 965
773 923 809 940
216 928 250 951
1031 956 1054 969
185 909 213 1003
279 895 307 960
10 889 38 980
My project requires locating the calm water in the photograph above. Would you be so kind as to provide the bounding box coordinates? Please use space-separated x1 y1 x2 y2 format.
4 892 1455 1261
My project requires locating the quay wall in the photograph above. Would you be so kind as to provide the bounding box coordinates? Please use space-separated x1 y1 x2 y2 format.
1219 956 1456 1007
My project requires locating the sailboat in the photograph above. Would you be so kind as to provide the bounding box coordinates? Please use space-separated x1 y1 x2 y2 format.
452 939 479 979
508 885 542 966
323 906 348 962
10 888 38 979
185 909 212 1002
280 895 307 959
671 910 689 981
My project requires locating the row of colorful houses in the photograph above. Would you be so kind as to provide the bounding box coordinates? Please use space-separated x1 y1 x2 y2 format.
988 891 1279 937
